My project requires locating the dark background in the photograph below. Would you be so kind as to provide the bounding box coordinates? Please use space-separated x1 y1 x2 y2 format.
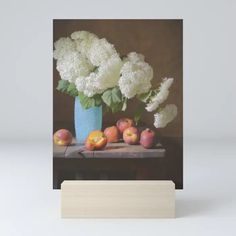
53 20 183 188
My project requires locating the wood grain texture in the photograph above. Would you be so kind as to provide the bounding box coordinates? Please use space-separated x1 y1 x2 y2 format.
57 143 165 158
61 180 175 218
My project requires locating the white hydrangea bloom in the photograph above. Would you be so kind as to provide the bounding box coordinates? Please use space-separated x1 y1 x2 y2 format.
146 78 174 112
71 31 98 58
154 104 177 128
92 55 123 90
56 51 94 83
75 55 122 97
89 38 120 66
119 52 153 99
126 52 145 63
53 37 76 60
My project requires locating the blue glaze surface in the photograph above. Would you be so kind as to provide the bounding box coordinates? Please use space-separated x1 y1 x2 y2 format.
74 97 102 143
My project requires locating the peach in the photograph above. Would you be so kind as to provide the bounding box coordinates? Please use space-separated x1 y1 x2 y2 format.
123 127 139 145
53 129 73 146
116 118 134 133
85 130 108 151
104 126 119 143
140 128 156 149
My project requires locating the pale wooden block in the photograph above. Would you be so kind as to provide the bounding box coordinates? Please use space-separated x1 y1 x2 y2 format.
61 180 175 218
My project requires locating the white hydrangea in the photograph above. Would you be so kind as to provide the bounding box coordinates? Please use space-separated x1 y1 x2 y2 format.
154 104 177 128
53 37 76 60
125 52 145 63
56 51 94 83
54 31 123 95
89 38 120 66
75 55 122 97
119 52 153 99
146 78 174 112
71 31 98 58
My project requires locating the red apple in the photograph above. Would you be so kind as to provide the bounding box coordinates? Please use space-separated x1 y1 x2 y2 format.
85 130 108 151
53 129 73 146
104 126 119 143
116 118 134 133
140 128 156 149
123 127 139 145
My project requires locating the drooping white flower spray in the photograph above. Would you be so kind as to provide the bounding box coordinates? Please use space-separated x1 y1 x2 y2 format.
146 78 174 112
154 104 178 128
119 52 153 99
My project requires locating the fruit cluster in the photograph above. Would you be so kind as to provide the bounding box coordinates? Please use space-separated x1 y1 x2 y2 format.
53 118 156 151
104 118 156 149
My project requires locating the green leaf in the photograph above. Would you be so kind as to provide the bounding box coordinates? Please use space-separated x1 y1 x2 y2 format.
111 87 122 103
102 87 122 106
56 80 79 97
101 87 124 113
84 97 95 109
94 95 102 106
78 92 94 109
77 92 103 109
111 103 123 113
56 80 69 93
67 83 78 97
102 89 112 106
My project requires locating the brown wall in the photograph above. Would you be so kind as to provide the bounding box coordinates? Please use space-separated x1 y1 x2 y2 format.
53 20 183 138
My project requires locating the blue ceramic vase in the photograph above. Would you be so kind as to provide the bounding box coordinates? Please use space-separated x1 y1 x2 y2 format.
74 97 102 143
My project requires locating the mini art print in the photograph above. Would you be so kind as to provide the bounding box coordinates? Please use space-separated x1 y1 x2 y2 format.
53 19 183 189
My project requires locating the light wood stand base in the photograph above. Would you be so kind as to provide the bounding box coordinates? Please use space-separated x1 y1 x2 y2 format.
61 180 175 218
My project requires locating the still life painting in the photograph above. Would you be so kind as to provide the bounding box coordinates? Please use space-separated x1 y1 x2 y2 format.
53 20 183 189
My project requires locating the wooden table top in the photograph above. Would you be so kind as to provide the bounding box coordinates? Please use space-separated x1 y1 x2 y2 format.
54 140 165 159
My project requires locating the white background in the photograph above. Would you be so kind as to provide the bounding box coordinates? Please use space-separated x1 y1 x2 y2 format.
0 0 236 235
